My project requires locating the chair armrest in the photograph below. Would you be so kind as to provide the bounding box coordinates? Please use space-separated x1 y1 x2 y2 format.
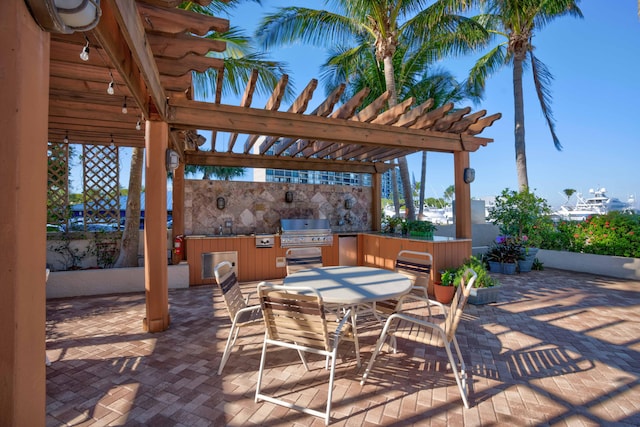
332 308 353 346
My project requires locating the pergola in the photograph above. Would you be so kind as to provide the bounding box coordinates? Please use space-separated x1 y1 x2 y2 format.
1 1 499 424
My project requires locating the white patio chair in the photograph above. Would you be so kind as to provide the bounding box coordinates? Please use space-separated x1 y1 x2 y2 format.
255 282 357 425
374 250 434 317
213 261 263 375
361 268 478 409
285 247 323 275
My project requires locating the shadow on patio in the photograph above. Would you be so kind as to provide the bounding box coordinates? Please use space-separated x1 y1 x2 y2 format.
46 269 640 426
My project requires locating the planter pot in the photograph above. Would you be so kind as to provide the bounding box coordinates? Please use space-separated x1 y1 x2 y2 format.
468 286 500 305
518 258 534 273
488 261 502 273
434 284 456 304
502 262 517 275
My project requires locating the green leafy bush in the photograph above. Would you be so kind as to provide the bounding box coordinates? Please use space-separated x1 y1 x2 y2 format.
540 212 640 258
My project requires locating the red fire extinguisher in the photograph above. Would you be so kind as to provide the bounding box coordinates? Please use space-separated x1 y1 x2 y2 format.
173 235 184 259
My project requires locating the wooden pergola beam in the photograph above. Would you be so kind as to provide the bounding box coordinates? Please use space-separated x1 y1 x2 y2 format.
184 152 393 174
167 98 485 153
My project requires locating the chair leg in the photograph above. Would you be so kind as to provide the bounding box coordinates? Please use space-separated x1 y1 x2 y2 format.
217 324 240 375
360 315 395 385
444 337 469 409
325 348 339 425
255 335 268 403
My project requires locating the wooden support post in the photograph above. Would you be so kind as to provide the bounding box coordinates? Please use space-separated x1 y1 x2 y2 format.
454 151 472 241
143 120 170 332
0 2 49 424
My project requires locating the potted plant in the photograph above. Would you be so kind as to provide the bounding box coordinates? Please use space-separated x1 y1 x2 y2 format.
434 268 457 304
456 256 500 304
485 236 523 274
406 219 436 239
383 215 405 235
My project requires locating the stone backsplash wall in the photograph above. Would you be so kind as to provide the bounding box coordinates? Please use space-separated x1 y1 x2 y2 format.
185 180 373 235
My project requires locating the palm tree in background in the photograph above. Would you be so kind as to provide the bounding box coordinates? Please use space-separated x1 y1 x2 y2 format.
322 41 480 217
256 0 486 220
468 0 583 191
115 0 289 267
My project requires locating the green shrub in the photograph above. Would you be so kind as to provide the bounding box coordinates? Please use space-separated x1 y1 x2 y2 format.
540 212 640 257
453 256 498 288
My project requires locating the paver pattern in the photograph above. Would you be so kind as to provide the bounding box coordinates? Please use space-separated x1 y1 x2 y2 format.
46 269 640 426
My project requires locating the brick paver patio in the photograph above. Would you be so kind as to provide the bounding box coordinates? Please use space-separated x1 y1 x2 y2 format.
46 269 640 426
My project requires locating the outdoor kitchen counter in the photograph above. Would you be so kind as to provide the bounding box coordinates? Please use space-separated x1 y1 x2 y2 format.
358 232 472 282
183 232 470 286
183 234 340 286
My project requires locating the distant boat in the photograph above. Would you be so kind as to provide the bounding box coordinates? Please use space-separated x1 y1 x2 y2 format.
552 187 635 221
419 205 453 225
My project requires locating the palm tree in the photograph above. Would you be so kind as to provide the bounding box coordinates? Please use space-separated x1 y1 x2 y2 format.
563 188 576 204
115 0 289 267
324 42 481 217
256 1 486 220
468 0 583 191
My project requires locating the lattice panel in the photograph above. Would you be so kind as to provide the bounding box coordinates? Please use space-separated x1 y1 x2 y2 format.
47 142 69 224
83 145 119 228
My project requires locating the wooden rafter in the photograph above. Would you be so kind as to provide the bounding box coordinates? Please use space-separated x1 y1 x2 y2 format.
45 1 500 168
227 69 258 152
243 74 289 154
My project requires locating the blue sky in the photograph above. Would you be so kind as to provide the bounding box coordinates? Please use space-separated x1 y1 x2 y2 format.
215 0 640 209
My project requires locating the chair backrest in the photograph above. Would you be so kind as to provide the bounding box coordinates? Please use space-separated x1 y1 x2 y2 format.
257 282 330 351
395 250 433 290
443 268 477 342
214 261 247 320
285 247 323 275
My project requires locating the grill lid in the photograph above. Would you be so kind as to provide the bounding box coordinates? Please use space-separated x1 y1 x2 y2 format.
280 219 331 234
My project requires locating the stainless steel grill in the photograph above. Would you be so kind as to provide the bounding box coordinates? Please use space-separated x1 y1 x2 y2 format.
280 219 333 248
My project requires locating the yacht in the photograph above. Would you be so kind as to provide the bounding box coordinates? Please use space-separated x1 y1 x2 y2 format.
553 187 635 221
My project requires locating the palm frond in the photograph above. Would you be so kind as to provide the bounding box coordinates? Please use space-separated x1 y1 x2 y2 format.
255 7 360 50
530 52 562 150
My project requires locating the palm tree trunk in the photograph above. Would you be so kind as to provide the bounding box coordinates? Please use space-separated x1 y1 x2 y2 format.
419 151 427 217
383 55 415 220
113 147 144 267
513 56 529 191
391 166 400 216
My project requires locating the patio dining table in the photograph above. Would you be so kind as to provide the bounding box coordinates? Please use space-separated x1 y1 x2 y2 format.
283 265 412 366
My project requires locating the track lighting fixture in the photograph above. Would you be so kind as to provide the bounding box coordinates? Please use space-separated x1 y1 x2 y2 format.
122 96 128 114
80 40 90 61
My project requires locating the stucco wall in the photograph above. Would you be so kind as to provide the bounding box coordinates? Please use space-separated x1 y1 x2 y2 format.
185 180 373 235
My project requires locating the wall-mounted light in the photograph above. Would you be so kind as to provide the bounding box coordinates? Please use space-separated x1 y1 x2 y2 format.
344 198 354 210
216 197 226 210
463 167 475 184
285 191 294 203
25 0 102 34
166 149 180 172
